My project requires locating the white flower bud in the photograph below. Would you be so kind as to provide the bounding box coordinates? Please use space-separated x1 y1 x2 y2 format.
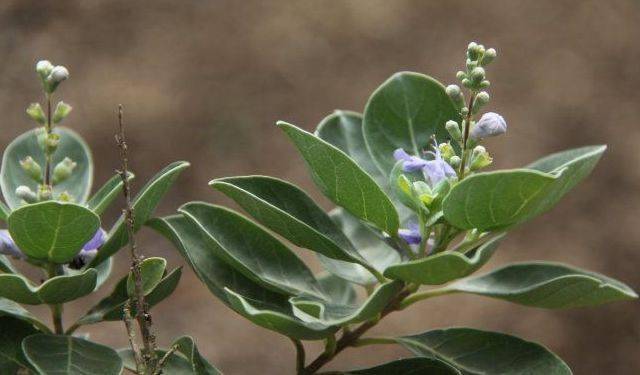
53 157 77 184
445 120 462 142
445 84 465 110
470 67 486 83
471 91 490 114
16 185 38 203
481 48 497 66
49 66 69 83
52 101 72 123
36 60 53 77
470 112 507 140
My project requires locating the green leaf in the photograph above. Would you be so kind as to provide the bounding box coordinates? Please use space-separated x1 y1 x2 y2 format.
1 127 93 209
126 256 167 296
384 234 504 285
211 176 373 270
90 161 190 267
179 202 325 298
23 334 123 375
443 145 606 231
148 215 335 340
446 262 638 308
76 267 181 325
315 111 386 186
319 209 401 285
8 201 100 263
0 298 50 332
0 268 97 305
363 72 461 174
345 358 460 375
290 281 403 326
87 172 134 215
397 327 571 374
0 316 38 373
171 336 221 374
277 121 399 235
317 273 357 306
0 201 8 222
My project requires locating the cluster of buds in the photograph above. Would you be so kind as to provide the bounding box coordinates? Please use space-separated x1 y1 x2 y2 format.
16 60 77 205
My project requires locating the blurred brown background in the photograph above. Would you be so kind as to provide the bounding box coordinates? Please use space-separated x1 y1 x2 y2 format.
1 0 639 374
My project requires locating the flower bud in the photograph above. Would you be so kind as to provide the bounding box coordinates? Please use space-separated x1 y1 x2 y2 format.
44 133 60 155
470 145 493 170
438 142 455 161
16 185 38 203
449 155 461 168
26 103 46 125
470 67 486 84
37 185 52 201
396 174 412 198
445 84 465 111
57 191 74 202
479 80 490 88
52 101 72 124
470 112 507 140
481 48 497 66
467 42 480 60
471 91 490 114
20 156 42 182
445 120 462 142
36 60 53 78
456 71 466 80
52 157 77 184
49 66 69 83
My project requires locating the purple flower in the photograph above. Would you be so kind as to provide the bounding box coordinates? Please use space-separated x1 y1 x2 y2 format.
394 146 456 187
398 222 421 245
470 112 507 140
0 230 24 259
393 149 428 172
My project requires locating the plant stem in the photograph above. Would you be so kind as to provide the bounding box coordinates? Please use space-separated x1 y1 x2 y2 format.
351 336 397 347
291 339 306 375
116 105 158 373
302 288 412 374
43 94 53 189
47 263 64 334
458 92 477 179
398 287 455 310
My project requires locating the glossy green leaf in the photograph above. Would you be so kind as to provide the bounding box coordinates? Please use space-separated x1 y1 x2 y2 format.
317 273 357 306
180 202 324 298
315 111 386 185
90 161 190 266
0 268 97 305
87 172 134 215
319 209 401 285
23 334 123 375
211 176 373 270
384 234 504 285
0 316 38 373
148 215 335 340
278 121 399 235
363 72 460 174
447 262 638 308
8 201 100 263
346 358 459 375
1 127 93 209
291 281 403 326
76 267 181 325
443 146 606 231
397 327 571 374
126 256 167 296
0 298 50 332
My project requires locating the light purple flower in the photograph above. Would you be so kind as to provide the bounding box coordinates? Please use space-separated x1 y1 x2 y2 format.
0 230 24 259
393 149 428 172
398 222 421 245
470 112 507 140
422 146 457 186
73 228 107 266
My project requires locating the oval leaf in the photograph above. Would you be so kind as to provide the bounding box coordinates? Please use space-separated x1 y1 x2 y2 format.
90 161 189 266
277 121 399 235
180 202 324 298
363 72 460 174
0 268 97 305
8 201 100 263
397 327 571 374
346 358 460 375
443 145 606 231
1 127 93 209
126 256 167 296
384 234 504 285
447 262 638 308
211 176 374 271
319 209 401 285
23 334 123 375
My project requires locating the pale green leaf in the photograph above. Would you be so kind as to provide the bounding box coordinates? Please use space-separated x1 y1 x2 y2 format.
126 257 167 296
0 268 97 305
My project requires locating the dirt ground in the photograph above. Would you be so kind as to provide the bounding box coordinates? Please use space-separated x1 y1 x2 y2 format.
0 1 638 373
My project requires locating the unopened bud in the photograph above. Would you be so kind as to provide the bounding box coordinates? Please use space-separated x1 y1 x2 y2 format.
52 157 77 184
479 80 491 88
26 103 46 124
49 66 69 83
44 133 60 155
471 91 490 114
467 42 480 60
470 145 493 170
397 174 412 197
481 48 497 66
438 143 455 161
52 101 72 123
57 191 75 202
470 67 486 84
37 185 52 201
20 156 42 182
445 84 465 110
445 120 462 142
16 185 38 203
456 71 466 80
449 155 461 168
36 60 53 78
470 112 507 140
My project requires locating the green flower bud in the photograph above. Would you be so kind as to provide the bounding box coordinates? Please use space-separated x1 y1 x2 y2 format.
470 145 493 170
413 181 434 206
52 157 77 184
52 101 72 124
397 174 412 197
445 120 462 142
466 58 478 71
470 67 486 84
57 191 74 202
456 71 466 80
445 84 465 110
449 155 461 169
36 60 53 79
467 42 480 60
45 133 60 155
461 78 472 88
20 156 42 182
44 65 69 93
480 80 490 88
438 142 455 161
471 91 490 114
37 185 52 201
26 103 46 125
16 185 38 203
481 48 497 66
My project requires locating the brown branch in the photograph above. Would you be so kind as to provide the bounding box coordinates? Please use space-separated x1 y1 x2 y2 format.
116 105 158 373
123 300 144 374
